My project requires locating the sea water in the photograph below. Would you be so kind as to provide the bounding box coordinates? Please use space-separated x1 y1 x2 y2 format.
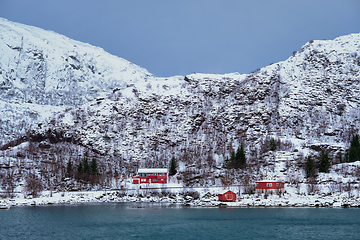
1 203 359 240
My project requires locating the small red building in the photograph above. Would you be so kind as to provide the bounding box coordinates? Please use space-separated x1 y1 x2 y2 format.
218 190 237 202
132 168 167 184
255 180 284 193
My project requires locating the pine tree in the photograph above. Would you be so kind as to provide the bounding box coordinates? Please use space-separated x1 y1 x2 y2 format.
66 159 73 177
90 158 98 175
229 149 236 168
318 150 331 173
83 157 90 174
77 161 83 173
235 144 246 168
270 138 277 151
348 134 360 162
305 156 316 178
169 157 177 176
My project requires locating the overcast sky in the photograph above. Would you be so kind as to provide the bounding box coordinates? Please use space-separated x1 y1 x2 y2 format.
0 0 359 77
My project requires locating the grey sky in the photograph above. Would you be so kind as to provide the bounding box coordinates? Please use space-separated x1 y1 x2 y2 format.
0 0 359 77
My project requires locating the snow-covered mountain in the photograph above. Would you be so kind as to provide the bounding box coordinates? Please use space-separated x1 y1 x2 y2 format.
0 17 153 143
29 33 360 169
1 19 360 195
1 17 360 176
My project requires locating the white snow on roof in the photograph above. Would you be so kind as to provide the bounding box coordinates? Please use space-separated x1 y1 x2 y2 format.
256 180 284 182
138 168 167 173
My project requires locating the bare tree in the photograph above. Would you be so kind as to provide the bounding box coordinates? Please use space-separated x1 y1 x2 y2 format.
306 178 318 195
24 172 44 198
242 174 254 194
344 181 353 198
1 168 16 198
220 170 234 189
336 180 343 194
181 169 198 188
328 182 337 195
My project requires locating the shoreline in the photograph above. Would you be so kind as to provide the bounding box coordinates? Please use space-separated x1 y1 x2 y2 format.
2 190 360 208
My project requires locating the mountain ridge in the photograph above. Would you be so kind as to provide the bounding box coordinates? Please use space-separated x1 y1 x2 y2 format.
0 17 154 143
0 18 359 169
0 19 360 194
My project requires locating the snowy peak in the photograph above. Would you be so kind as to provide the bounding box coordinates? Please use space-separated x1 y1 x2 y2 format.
0 17 155 143
0 17 153 106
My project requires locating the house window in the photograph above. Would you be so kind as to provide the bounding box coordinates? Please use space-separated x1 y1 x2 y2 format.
276 183 279 187
266 183 272 187
141 179 146 182
256 183 259 187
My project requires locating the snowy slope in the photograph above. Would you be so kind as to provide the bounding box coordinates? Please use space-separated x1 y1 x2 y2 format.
278 33 360 142
31 33 360 170
0 17 154 143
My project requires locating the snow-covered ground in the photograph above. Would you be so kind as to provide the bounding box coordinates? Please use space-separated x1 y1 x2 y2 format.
1 181 359 208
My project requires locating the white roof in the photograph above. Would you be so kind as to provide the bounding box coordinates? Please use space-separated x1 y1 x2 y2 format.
256 180 284 182
138 168 167 173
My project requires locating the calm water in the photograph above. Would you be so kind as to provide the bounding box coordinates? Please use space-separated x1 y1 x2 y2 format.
1 203 359 240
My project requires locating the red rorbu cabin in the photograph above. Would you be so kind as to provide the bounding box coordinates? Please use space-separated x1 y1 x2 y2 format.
218 190 237 202
255 180 284 193
132 168 167 184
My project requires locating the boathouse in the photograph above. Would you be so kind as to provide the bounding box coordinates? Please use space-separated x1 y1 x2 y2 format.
132 168 167 184
218 190 237 202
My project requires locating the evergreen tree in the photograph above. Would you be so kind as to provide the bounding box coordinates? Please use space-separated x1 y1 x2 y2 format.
229 149 236 167
270 138 277 151
318 150 331 173
348 134 360 162
169 157 177 176
305 156 316 178
235 144 246 168
83 157 90 174
66 159 73 177
90 158 98 175
225 145 247 169
77 161 83 173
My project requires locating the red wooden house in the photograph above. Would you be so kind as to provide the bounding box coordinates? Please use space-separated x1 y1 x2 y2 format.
255 180 284 193
218 190 237 202
132 168 167 184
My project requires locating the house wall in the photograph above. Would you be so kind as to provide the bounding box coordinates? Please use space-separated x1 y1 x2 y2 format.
132 171 167 184
218 191 237 201
255 182 284 193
